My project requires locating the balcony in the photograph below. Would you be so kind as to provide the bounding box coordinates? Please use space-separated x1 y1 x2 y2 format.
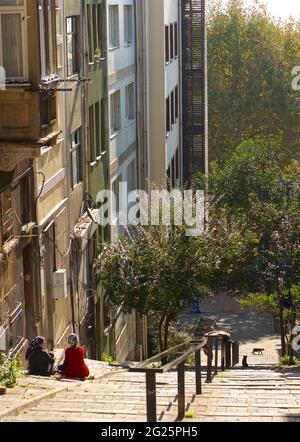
0 85 60 145
0 85 61 172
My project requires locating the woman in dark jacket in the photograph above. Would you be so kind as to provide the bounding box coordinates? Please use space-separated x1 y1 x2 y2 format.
26 336 55 377
59 334 90 380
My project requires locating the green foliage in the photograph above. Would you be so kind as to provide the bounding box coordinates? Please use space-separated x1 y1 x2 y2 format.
145 362 162 369
203 135 300 357
280 355 300 366
101 353 119 365
0 354 21 388
184 411 195 419
97 224 211 353
208 0 300 163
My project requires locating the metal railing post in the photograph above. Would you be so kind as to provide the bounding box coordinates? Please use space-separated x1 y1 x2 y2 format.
221 338 225 371
214 337 219 375
225 341 231 369
146 371 157 422
195 349 202 395
178 361 185 420
206 336 213 382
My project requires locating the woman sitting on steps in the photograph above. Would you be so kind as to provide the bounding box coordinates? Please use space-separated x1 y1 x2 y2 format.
58 334 90 380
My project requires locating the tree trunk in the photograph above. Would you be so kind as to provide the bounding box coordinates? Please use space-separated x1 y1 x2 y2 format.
163 318 171 352
158 315 165 355
279 304 286 357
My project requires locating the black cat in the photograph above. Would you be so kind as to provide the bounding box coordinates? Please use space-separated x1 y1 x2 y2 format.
242 356 249 368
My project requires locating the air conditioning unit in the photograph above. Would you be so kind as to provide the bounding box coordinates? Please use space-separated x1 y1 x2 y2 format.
53 269 68 300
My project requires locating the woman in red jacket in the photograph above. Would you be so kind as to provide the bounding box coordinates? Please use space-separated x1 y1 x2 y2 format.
59 334 90 380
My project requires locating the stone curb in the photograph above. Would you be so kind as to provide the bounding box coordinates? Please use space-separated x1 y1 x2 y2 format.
0 386 70 420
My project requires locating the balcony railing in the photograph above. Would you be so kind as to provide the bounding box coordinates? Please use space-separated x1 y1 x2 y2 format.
0 284 25 358
1 207 14 248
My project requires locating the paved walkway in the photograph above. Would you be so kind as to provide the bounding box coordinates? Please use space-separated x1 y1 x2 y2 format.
180 294 281 365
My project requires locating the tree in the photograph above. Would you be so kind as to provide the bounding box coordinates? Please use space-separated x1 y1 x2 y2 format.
96 225 211 356
208 0 300 163
202 136 300 360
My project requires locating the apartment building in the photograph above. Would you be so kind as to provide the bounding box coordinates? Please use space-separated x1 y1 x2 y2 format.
136 0 208 189
0 0 61 357
0 0 109 360
106 0 141 362
136 0 181 190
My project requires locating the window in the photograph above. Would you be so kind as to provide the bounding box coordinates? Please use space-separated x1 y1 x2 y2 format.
39 0 57 79
66 16 79 76
166 96 170 134
101 98 107 153
95 101 101 157
0 189 13 246
171 156 175 188
112 175 122 216
175 148 180 182
171 90 175 126
89 105 96 162
20 174 32 225
124 5 133 45
56 0 63 70
170 24 174 60
174 22 178 57
70 128 82 188
127 159 136 193
110 90 121 136
89 102 102 163
125 82 135 122
0 0 26 80
109 5 119 48
175 85 179 119
165 25 169 64
88 3 104 63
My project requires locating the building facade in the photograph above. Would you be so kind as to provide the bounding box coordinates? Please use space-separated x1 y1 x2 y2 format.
0 0 109 360
106 0 139 362
136 0 182 190
0 0 207 362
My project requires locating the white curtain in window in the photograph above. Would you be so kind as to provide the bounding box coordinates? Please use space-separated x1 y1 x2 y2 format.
1 13 23 78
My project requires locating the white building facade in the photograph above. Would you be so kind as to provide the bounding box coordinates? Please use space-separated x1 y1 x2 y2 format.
136 0 182 190
106 0 138 362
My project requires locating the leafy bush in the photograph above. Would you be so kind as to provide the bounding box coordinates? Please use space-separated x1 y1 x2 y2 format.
0 354 21 388
151 326 195 366
184 411 195 419
280 355 300 367
101 353 119 365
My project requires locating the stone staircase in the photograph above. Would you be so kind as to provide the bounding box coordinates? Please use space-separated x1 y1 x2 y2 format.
184 368 300 422
1 368 203 422
2 365 300 422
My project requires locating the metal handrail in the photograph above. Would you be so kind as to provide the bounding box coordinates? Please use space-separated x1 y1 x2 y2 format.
130 338 206 373
129 333 240 422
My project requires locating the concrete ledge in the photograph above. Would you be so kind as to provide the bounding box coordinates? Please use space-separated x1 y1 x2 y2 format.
0 386 69 420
